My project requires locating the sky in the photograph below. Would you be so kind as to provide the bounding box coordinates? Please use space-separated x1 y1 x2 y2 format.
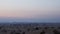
0 0 60 22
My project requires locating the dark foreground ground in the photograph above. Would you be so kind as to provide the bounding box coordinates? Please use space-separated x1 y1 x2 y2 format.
0 23 60 34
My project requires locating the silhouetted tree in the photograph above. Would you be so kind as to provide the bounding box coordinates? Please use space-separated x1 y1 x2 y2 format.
53 29 60 34
27 28 30 32
40 30 45 34
22 32 25 34
58 27 60 29
10 32 20 34
0 26 2 29
1 29 7 32
15 32 20 34
44 27 49 29
35 27 39 30
51 27 55 29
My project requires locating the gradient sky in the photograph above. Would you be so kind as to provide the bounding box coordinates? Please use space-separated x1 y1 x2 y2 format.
0 0 60 22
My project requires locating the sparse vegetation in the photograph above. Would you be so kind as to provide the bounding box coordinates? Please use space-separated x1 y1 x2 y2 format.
0 23 60 34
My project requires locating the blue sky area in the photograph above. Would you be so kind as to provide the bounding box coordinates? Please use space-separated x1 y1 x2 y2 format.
0 0 60 22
